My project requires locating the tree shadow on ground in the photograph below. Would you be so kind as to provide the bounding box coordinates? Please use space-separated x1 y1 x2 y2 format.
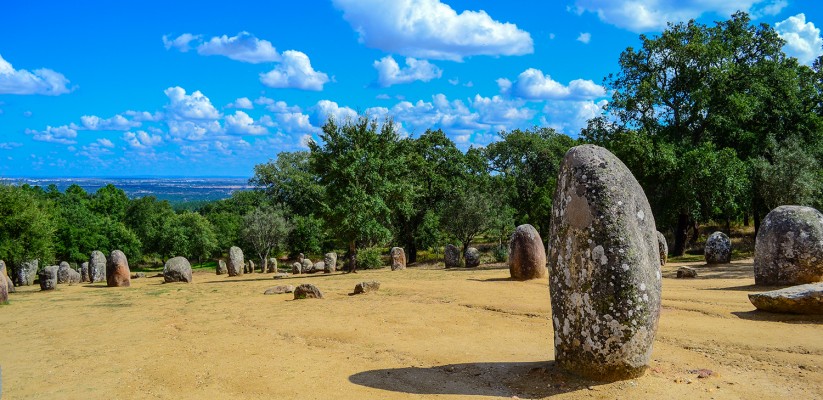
732 310 823 324
467 277 515 282
200 273 345 284
349 361 604 398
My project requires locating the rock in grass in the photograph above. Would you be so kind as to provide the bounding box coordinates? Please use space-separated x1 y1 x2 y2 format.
267 258 278 273
464 247 480 268
272 273 290 279
508 224 548 280
39 265 59 291
705 231 732 264
748 283 823 314
444 244 460 268
80 262 89 282
106 250 131 287
353 281 380 294
548 145 662 381
57 261 81 284
390 247 406 271
16 259 38 286
216 259 227 275
301 258 313 273
228 246 244 277
293 284 323 299
264 285 294 295
163 256 193 283
291 262 302 274
754 206 823 286
657 231 668 266
676 267 697 278
89 251 106 283
130 272 146 279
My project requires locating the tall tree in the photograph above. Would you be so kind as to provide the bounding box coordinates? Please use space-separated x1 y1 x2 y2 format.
242 205 291 272
0 185 55 280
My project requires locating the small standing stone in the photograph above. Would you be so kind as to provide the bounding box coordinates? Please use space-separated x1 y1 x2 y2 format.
264 285 295 295
163 256 193 283
754 206 823 286
324 252 337 273
89 251 106 283
294 283 323 299
677 267 697 278
2 260 14 294
312 261 325 273
80 262 90 282
705 231 732 264
248 260 255 274
57 261 81 284
106 250 131 287
228 246 244 277
508 224 548 280
301 258 313 273
291 262 302 274
657 231 668 266
0 260 9 303
390 247 406 271
16 259 39 286
444 244 460 268
464 247 480 268
353 281 381 294
39 265 59 291
268 258 278 273
216 259 228 275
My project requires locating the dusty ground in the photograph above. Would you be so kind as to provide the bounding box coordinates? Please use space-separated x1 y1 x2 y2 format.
2 259 822 399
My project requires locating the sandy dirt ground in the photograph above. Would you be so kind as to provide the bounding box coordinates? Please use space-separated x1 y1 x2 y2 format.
2 259 822 399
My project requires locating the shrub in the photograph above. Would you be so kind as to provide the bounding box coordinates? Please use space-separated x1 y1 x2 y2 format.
493 244 508 263
358 247 384 270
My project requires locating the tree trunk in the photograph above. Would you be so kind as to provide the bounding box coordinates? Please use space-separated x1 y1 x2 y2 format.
725 217 731 235
672 212 689 256
743 214 749 227
461 241 470 265
754 212 761 236
408 241 417 264
261 255 267 273
690 220 699 246
348 240 357 273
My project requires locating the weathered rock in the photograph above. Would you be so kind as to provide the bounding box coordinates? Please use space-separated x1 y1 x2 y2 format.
39 265 59 291
293 283 323 299
6 277 13 294
464 247 480 268
353 281 380 294
324 252 337 273
216 259 228 275
273 273 290 279
444 244 460 268
312 261 325 273
0 260 8 303
301 258 313 273
80 262 89 282
16 259 38 286
657 231 668 266
390 247 406 271
748 283 823 314
106 250 131 287
705 231 732 264
291 262 302 274
298 253 305 263
268 258 278 273
264 285 295 295
89 251 106 283
508 224 547 280
228 246 244 277
754 206 823 286
131 272 146 279
3 260 14 294
676 267 697 278
163 256 193 283
548 144 662 381
57 262 81 284
248 260 255 274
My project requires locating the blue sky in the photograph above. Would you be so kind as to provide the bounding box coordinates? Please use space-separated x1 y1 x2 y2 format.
1 0 821 177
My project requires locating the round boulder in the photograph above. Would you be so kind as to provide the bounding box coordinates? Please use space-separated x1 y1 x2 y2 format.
704 231 732 264
57 262 81 284
508 224 548 280
444 244 460 268
754 206 823 286
657 231 668 266
216 259 227 275
228 246 244 277
16 259 38 286
294 283 323 299
464 247 480 268
88 251 106 283
390 247 406 271
39 265 59 291
106 250 131 287
324 252 337 273
164 256 193 283
548 144 662 381
301 258 313 272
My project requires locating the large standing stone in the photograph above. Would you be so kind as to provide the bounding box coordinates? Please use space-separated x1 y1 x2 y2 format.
80 262 89 282
106 250 131 287
464 247 480 268
294 283 323 299
57 262 81 284
2 260 14 294
16 259 38 286
748 283 823 314
216 260 228 275
390 247 406 271
39 265 59 291
754 206 823 286
324 252 337 273
444 244 460 268
0 260 8 303
548 145 662 381
89 251 106 283
301 258 313 272
656 231 668 266
228 246 244 277
268 258 278 273
704 231 732 264
508 224 548 280
164 256 193 283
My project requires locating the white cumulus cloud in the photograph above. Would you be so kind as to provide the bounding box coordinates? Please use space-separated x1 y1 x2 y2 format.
228 97 254 109
196 32 281 63
776 14 823 65
164 86 221 120
311 100 358 126
506 68 606 101
25 125 78 144
373 56 442 87
0 54 72 95
225 111 268 135
123 131 163 149
333 0 533 61
260 51 329 91
162 33 201 52
577 32 591 44
80 114 140 131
